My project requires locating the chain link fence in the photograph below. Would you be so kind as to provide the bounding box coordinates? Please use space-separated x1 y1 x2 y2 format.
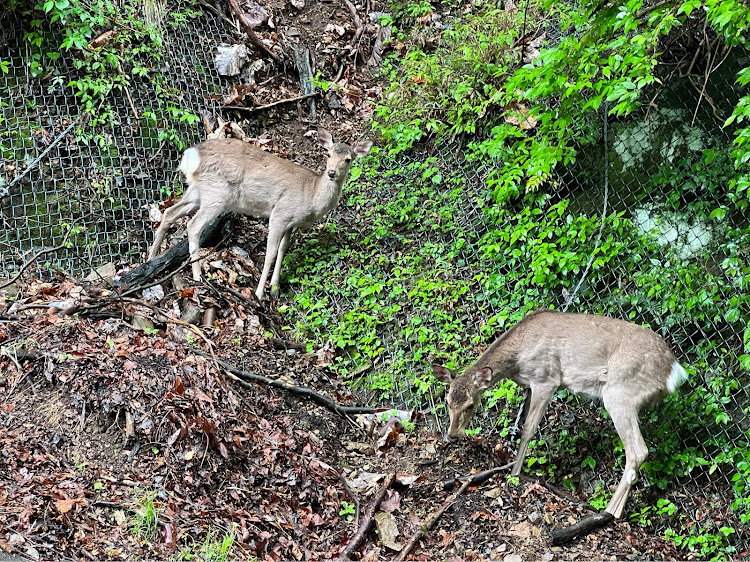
1 3 748 549
0 9 229 277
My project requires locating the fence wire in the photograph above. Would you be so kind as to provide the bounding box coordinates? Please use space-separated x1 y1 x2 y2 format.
0 10 229 276
1 3 748 549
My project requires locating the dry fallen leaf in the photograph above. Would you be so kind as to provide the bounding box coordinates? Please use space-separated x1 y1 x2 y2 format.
346 471 386 493
483 486 504 499
315 340 336 366
374 512 402 550
504 101 537 130
380 489 401 513
325 23 346 36
395 474 420 486
508 521 533 538
438 529 456 546
55 497 86 514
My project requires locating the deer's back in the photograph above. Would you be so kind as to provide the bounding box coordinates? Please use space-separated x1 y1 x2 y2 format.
191 139 320 217
510 311 676 403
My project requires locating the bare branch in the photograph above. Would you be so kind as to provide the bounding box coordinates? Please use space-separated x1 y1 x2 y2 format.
228 0 280 62
338 472 397 561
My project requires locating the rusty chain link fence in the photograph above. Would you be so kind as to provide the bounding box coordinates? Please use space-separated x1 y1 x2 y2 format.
1 3 748 552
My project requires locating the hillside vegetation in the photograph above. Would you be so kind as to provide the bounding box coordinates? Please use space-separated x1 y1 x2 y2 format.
284 0 750 558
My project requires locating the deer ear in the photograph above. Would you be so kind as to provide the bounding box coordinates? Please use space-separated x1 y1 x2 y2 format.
432 364 455 384
354 140 373 157
474 367 494 390
318 129 333 149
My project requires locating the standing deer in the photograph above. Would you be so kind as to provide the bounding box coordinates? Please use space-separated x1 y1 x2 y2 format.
432 309 687 519
148 129 373 300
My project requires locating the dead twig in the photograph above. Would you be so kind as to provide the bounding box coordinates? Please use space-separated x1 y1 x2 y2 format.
192 351 377 416
550 511 615 545
125 411 135 439
338 472 397 561
518 474 596 513
441 463 596 512
441 460 516 491
1 120 77 200
690 41 732 125
118 298 221 372
223 92 318 114
197 0 242 34
342 0 364 68
0 220 81 290
396 477 473 562
635 0 671 18
337 471 361 529
228 0 280 62
271 338 307 351
201 280 283 341
116 61 139 121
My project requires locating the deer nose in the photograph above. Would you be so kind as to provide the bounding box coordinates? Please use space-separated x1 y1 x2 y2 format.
327 169 336 179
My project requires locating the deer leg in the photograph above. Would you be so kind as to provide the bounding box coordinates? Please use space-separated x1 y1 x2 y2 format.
148 188 200 260
602 394 649 519
256 216 286 301
511 384 556 476
269 229 293 299
185 202 222 281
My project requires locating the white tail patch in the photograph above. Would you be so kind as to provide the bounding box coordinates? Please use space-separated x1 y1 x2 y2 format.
178 147 201 184
667 361 688 393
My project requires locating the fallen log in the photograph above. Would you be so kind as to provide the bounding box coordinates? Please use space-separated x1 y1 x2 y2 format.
291 42 316 120
551 511 615 545
115 215 235 291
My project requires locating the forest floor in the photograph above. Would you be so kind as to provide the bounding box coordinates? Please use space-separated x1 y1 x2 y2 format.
1 0 690 560
0 281 686 561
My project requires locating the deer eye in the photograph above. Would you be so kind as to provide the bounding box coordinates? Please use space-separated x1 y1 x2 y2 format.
345 157 352 163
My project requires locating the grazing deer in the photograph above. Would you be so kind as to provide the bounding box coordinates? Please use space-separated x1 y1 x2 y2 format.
148 129 373 300
432 309 687 519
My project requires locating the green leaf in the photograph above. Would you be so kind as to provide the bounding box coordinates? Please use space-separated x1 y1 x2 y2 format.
724 309 740 323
